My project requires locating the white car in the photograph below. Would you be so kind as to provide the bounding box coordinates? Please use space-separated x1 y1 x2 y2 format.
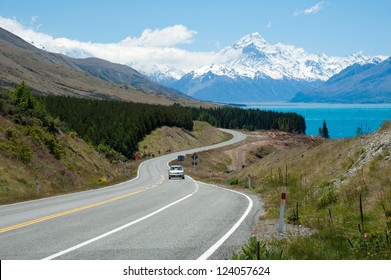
168 165 185 180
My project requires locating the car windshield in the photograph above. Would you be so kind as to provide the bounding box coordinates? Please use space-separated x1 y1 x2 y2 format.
170 166 183 170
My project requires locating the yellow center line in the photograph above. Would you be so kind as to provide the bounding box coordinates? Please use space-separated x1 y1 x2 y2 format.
0 189 145 234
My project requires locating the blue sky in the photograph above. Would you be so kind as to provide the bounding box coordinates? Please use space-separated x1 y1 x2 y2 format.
0 0 390 75
1 0 390 56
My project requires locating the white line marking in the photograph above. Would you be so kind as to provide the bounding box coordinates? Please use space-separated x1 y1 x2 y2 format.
42 181 200 260
197 182 253 260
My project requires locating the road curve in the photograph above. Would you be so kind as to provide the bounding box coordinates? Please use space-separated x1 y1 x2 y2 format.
0 129 262 260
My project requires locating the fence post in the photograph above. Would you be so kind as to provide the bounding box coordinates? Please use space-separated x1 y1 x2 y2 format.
256 240 260 260
297 202 300 234
35 177 40 196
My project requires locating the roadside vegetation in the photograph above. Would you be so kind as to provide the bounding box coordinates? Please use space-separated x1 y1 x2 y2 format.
182 124 391 259
0 82 126 204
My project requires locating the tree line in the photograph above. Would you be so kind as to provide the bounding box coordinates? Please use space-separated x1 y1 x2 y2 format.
190 106 306 134
44 96 193 159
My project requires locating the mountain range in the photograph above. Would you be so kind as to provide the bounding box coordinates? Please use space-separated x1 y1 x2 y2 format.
291 57 391 103
142 33 387 103
1 26 390 104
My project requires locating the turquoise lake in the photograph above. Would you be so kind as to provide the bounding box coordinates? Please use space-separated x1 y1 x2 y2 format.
247 103 391 139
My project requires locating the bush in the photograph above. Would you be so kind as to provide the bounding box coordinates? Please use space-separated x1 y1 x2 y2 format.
0 128 33 163
317 188 338 210
229 177 240 185
45 134 65 160
98 177 108 184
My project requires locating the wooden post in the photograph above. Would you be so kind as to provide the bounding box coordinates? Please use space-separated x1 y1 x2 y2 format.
360 193 365 237
296 202 300 234
35 177 40 195
256 240 260 260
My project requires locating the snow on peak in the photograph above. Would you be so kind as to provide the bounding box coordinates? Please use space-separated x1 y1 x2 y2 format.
189 33 386 82
138 32 386 84
234 32 268 49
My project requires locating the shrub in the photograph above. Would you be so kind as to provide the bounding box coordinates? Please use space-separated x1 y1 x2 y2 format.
45 134 65 160
317 188 338 210
229 177 240 185
0 132 33 164
98 177 108 184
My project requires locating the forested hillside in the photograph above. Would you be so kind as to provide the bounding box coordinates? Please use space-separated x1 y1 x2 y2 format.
44 96 194 159
44 95 306 160
190 106 306 134
44 97 306 159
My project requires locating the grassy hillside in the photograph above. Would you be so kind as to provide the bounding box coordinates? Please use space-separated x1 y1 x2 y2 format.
138 121 232 158
0 84 123 204
182 125 391 259
0 27 205 107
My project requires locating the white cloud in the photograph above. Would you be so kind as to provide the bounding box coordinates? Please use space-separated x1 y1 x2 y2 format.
266 21 272 29
119 25 197 47
293 1 325 16
0 16 216 74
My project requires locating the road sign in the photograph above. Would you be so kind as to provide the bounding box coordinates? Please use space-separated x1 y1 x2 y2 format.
191 154 198 160
178 155 185 162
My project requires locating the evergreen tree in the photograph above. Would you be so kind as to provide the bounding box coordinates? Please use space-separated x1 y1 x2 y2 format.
319 120 330 139
11 81 38 111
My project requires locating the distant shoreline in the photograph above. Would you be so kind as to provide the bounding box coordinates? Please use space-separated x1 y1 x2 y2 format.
245 102 391 108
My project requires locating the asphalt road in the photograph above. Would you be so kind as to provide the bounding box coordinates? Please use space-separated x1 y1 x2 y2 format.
0 129 262 260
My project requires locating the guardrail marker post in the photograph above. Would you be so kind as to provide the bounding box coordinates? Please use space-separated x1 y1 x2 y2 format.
278 187 287 234
35 177 40 196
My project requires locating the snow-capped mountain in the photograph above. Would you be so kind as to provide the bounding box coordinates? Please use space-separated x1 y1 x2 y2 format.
139 64 185 86
291 57 391 103
214 33 383 81
145 32 386 102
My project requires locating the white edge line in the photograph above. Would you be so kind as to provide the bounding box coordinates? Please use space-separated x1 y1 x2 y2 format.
42 179 200 260
196 181 253 260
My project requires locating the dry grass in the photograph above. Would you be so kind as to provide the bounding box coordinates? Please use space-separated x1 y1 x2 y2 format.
0 115 124 204
138 121 232 158
184 126 391 235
